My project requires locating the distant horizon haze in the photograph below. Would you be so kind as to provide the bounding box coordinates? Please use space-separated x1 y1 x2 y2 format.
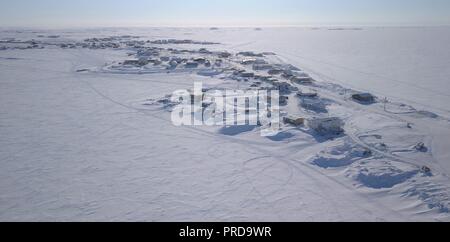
0 0 449 28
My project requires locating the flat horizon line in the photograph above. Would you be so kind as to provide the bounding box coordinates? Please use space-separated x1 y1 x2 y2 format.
1 24 450 30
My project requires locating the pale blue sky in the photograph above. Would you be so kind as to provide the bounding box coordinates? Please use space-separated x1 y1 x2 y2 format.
1 0 449 27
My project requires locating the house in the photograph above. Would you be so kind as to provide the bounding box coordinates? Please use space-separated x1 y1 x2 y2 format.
297 91 318 98
185 62 199 68
149 58 161 66
307 117 344 134
160 56 170 62
193 57 206 64
300 98 327 113
167 60 178 69
421 166 431 174
123 60 139 65
123 59 148 67
199 48 211 54
137 49 160 57
254 59 268 65
241 58 257 65
217 52 231 58
268 69 283 75
253 64 272 71
250 82 262 88
261 77 279 85
273 81 295 94
257 75 270 82
283 116 305 126
170 57 183 63
352 93 375 103
240 72 255 78
282 73 294 80
238 51 264 57
414 142 427 152
291 76 313 85
215 59 223 67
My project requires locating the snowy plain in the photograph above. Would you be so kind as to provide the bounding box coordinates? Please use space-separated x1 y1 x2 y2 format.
1 27 450 221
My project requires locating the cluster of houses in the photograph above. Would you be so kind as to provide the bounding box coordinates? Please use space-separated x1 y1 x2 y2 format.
237 51 265 57
37 35 61 39
281 86 346 135
82 36 142 49
4 34 374 138
106 42 379 137
0 39 42 50
119 47 226 71
282 89 378 134
149 39 219 45
114 45 250 73
0 35 136 51
283 116 344 135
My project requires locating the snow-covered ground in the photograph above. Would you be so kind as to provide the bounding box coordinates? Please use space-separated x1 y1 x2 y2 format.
1 27 450 221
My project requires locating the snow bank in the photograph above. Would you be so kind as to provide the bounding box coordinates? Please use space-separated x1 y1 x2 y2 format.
347 159 419 189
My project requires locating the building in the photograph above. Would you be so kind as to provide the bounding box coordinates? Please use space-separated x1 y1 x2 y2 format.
291 76 313 85
352 93 375 103
307 117 344 134
252 64 272 71
268 69 283 75
283 116 305 126
185 62 199 68
297 91 318 98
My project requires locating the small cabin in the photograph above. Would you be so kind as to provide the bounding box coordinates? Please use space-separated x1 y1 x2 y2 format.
352 93 375 103
160 56 170 62
268 69 283 75
199 48 211 54
253 64 272 71
300 98 327 113
297 91 318 98
291 76 313 85
241 58 257 65
185 62 199 68
218 52 231 58
307 117 344 134
167 60 178 69
240 72 255 78
193 57 206 64
273 81 293 94
123 59 149 67
283 116 305 126
238 51 264 57
149 58 161 66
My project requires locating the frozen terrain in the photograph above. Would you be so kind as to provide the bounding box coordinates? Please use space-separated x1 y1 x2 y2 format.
1 27 450 221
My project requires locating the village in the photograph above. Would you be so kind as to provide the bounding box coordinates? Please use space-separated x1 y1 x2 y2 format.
101 39 379 138
1 33 429 161
1 32 445 217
